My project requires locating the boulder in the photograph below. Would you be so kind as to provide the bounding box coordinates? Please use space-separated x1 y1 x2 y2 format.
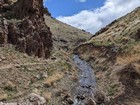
66 98 74 104
27 93 46 105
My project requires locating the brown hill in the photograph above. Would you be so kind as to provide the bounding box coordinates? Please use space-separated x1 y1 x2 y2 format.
44 15 91 51
75 7 140 105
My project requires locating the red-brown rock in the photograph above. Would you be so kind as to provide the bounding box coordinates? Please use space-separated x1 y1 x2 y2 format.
0 0 53 58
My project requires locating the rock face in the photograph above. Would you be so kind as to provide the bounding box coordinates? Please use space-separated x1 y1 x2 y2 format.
14 0 44 19
0 0 53 58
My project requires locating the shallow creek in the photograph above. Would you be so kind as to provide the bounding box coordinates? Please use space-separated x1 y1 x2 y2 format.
72 55 97 105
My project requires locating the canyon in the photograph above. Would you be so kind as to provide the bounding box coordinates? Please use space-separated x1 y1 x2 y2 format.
0 0 140 105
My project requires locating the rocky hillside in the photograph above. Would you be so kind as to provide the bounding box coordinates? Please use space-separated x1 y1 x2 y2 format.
75 7 140 105
0 0 92 105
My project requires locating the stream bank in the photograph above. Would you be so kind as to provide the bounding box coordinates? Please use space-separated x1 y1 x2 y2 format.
72 55 97 105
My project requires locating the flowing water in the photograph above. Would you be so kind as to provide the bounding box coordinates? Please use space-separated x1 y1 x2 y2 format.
72 55 97 105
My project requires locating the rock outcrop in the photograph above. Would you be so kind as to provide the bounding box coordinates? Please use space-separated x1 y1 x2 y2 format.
0 0 53 58
14 0 44 19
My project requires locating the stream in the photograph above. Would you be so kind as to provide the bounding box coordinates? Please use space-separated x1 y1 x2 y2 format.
72 55 97 105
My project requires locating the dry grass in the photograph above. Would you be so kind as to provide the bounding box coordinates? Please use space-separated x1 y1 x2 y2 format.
44 72 64 87
116 54 140 65
44 16 91 50
134 44 140 52
0 45 77 104
0 92 8 101
133 63 140 75
126 102 140 105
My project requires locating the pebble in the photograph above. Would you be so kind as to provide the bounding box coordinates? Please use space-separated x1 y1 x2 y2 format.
54 89 62 97
66 98 74 104
62 102 67 105
52 82 57 88
42 72 48 78
28 93 46 104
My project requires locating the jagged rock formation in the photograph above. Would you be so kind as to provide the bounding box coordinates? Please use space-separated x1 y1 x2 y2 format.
14 0 44 19
0 0 53 58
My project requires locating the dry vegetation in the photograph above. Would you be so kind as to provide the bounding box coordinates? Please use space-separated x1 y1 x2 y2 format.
0 44 79 104
75 7 140 104
44 15 91 51
0 1 140 104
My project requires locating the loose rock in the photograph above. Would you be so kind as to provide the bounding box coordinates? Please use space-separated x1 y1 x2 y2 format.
66 98 74 104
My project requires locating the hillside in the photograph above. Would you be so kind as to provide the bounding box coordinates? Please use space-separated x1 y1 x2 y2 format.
44 15 91 51
1 0 140 105
75 7 140 105
0 0 92 105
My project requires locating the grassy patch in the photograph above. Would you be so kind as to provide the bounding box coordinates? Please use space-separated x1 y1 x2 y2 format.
107 83 118 96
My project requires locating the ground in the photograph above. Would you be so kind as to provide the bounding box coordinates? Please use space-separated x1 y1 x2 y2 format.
0 44 79 104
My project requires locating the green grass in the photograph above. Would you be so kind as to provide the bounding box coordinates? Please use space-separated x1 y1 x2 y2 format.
107 83 118 96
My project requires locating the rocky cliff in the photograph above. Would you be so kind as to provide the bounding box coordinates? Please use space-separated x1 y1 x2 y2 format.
0 0 53 58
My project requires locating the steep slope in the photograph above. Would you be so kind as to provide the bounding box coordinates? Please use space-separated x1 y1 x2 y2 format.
75 7 140 104
0 1 92 105
0 0 53 58
44 15 91 51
